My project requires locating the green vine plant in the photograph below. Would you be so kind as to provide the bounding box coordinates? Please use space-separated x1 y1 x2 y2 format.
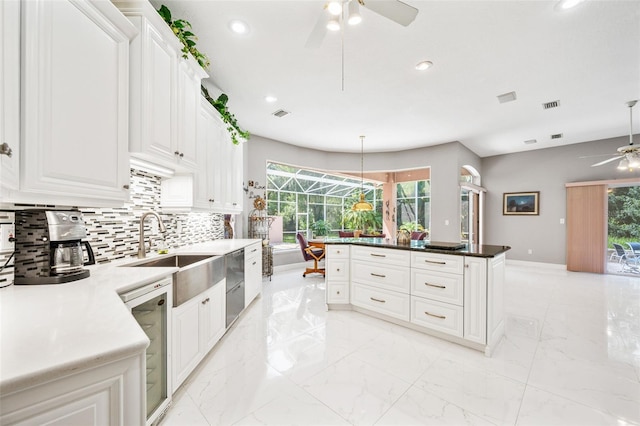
157 5 210 69
157 5 249 145
202 86 250 145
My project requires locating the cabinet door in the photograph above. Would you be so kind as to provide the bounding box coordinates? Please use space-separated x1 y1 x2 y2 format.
19 0 135 205
220 135 243 213
463 256 487 344
202 281 226 353
172 297 203 391
244 243 262 306
0 0 19 204
193 100 223 210
126 9 178 166
176 61 201 170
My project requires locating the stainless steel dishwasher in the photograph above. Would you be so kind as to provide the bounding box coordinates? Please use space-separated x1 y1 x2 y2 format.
225 249 245 327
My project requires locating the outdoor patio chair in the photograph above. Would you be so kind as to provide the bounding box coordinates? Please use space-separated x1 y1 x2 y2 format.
613 243 639 273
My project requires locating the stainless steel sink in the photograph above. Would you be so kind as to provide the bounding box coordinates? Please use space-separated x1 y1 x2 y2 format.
126 254 214 268
123 254 225 306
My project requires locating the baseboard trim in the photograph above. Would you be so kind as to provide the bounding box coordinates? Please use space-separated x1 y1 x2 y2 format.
506 259 566 269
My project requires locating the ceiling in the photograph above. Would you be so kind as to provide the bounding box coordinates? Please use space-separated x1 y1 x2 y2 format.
150 0 640 157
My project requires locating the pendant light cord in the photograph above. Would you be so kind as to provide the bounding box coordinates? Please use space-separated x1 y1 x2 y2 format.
360 135 364 192
629 100 636 146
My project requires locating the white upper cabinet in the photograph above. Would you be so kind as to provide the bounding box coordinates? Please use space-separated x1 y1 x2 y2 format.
193 99 224 210
6 0 137 207
0 0 20 207
224 133 244 213
115 0 207 172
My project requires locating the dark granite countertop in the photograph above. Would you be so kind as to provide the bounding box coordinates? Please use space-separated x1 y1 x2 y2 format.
322 238 510 258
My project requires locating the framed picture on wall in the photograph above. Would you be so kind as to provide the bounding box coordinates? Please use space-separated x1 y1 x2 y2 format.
503 191 540 215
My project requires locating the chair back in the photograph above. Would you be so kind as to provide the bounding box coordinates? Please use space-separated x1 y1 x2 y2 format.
411 231 427 240
628 242 640 254
338 231 354 237
613 243 627 257
360 233 385 238
296 232 311 261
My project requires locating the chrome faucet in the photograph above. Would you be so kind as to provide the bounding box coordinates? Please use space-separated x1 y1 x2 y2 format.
138 211 167 258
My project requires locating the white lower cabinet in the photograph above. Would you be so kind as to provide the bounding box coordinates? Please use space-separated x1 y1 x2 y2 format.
410 296 463 337
351 282 410 321
172 279 225 392
244 242 262 307
326 245 350 304
0 354 145 426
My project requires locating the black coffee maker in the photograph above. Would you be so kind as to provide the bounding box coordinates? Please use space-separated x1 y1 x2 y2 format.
14 210 95 284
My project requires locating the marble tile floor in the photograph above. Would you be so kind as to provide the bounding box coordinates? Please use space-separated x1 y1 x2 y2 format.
161 263 640 426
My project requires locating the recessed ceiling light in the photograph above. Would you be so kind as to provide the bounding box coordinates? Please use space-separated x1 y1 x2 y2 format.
556 0 585 10
415 61 433 71
524 139 537 145
229 20 249 34
265 95 277 103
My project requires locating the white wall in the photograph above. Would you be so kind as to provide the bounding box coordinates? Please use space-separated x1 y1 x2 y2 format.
482 135 640 264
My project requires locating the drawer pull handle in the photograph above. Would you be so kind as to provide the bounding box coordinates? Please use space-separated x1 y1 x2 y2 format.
425 260 446 265
202 297 210 305
336 268 340 272
371 273 386 278
425 311 446 319
425 282 446 289
370 253 386 258
370 297 386 303
252 248 258 253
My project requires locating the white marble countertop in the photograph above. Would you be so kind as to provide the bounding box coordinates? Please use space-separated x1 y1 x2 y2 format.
0 239 260 395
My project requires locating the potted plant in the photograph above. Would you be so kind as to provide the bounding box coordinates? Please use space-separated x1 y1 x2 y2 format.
310 220 330 238
342 209 382 237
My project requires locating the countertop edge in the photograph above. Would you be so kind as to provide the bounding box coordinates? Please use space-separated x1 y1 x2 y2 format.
323 239 511 258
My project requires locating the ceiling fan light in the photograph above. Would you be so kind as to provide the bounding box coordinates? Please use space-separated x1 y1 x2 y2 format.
327 1 343 16
327 15 341 31
348 1 362 25
617 158 629 170
628 155 640 169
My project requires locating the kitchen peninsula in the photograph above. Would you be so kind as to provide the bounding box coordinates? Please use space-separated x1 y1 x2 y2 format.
324 238 510 356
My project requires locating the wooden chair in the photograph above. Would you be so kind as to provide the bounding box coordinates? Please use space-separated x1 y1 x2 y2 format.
296 232 325 277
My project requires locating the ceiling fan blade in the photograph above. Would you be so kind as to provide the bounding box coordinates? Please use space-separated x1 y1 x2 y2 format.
591 156 623 167
362 0 419 26
305 12 328 49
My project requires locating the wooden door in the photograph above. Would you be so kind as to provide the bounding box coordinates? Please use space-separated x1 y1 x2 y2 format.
566 185 607 273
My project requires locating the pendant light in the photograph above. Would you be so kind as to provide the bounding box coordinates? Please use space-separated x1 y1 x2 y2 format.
352 135 373 211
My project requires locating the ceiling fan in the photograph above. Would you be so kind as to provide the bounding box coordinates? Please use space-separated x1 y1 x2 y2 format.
305 0 419 49
590 100 640 170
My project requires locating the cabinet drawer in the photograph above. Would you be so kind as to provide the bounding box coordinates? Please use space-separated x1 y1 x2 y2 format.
245 243 261 260
327 258 349 281
352 260 409 293
411 270 463 306
352 283 410 321
327 281 349 304
411 252 464 274
352 246 410 267
326 245 349 259
411 297 463 337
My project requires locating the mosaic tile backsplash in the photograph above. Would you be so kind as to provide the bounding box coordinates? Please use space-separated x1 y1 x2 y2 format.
80 168 224 264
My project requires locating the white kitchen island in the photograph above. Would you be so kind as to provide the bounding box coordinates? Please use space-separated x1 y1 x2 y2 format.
324 238 510 356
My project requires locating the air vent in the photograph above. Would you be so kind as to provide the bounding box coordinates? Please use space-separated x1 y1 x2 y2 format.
272 109 290 118
551 133 563 139
497 91 517 104
543 100 560 109
524 139 537 145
